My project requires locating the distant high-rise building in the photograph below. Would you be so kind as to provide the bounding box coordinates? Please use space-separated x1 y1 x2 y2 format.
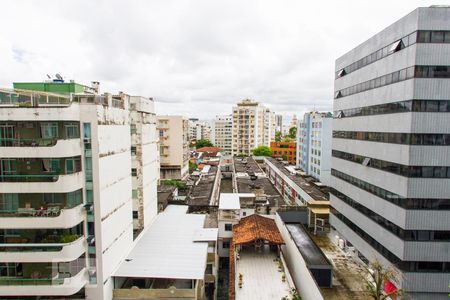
211 115 232 154
296 111 332 184
231 99 276 156
275 114 283 133
0 80 158 299
332 6 450 298
289 114 298 129
157 115 189 179
188 119 212 143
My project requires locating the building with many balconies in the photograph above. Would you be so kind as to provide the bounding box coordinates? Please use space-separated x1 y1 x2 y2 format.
157 115 190 180
0 80 158 299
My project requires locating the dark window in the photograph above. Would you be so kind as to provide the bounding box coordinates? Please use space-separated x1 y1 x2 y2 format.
131 146 136 155
222 241 230 249
131 168 137 176
225 224 232 231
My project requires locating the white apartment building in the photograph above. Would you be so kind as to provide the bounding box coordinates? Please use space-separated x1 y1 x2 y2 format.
0 81 158 299
189 119 212 143
231 99 276 156
332 6 450 299
211 115 232 155
296 112 332 185
157 115 189 180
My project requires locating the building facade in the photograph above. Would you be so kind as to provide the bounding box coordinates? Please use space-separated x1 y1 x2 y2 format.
270 141 297 165
189 118 212 144
332 6 450 299
0 81 158 299
211 115 232 155
296 112 332 185
157 115 189 180
231 99 275 156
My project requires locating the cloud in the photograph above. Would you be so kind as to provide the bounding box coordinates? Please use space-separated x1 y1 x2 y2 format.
0 0 439 120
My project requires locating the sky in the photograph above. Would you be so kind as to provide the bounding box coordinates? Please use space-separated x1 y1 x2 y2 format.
0 0 443 122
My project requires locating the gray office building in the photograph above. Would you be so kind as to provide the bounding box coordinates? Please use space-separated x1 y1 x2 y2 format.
331 6 450 299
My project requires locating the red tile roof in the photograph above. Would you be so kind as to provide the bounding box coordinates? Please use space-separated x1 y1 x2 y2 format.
196 146 223 153
232 214 284 245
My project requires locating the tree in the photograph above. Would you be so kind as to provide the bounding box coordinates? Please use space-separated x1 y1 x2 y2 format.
275 131 282 142
195 139 214 149
252 146 272 156
288 127 297 139
364 260 403 300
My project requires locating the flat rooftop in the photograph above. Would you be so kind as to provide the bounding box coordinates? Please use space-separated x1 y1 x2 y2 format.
286 224 331 267
235 246 291 300
312 235 368 300
114 205 217 280
219 193 256 210
265 157 329 201
188 165 218 206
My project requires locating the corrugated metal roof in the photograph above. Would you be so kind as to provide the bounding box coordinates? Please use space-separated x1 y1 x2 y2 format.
114 205 210 280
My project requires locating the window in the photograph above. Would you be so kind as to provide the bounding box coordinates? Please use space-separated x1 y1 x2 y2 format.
225 223 232 231
222 241 230 249
242 212 247 217
64 123 80 138
132 189 138 198
131 168 137 176
131 146 136 155
130 124 137 134
132 211 138 219
41 122 58 139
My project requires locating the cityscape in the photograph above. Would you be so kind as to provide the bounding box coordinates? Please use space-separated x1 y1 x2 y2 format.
0 2 449 300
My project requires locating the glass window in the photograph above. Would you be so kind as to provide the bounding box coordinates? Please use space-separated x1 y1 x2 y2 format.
431 31 444 43
445 32 450 43
131 168 137 176
417 31 431 43
225 224 232 231
41 122 58 139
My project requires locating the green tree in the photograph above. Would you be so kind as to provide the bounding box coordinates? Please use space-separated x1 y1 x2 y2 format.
288 127 297 139
189 161 198 173
195 139 214 149
252 146 272 156
161 179 186 189
364 260 403 300
275 131 282 142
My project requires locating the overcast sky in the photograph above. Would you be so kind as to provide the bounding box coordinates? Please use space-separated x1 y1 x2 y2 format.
0 0 442 122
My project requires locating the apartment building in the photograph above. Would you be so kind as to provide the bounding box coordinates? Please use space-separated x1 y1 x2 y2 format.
231 99 275 156
189 118 212 143
211 115 232 155
157 115 189 180
275 114 283 133
332 6 450 299
296 112 332 185
270 141 297 165
0 80 158 299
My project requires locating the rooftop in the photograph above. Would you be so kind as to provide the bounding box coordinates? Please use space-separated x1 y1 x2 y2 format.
233 214 284 245
265 157 329 201
286 224 331 267
114 205 217 280
196 146 223 153
188 165 218 206
219 193 255 210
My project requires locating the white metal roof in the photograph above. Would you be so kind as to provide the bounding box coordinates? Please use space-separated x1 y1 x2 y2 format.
219 193 255 210
114 205 209 280
193 228 218 242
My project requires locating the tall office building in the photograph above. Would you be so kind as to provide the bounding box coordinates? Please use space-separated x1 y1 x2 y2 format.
0 80 158 299
296 111 332 185
211 115 233 155
157 115 190 180
231 99 276 156
332 7 450 299
275 114 283 133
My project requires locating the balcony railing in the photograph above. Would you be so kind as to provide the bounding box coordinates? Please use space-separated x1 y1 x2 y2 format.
0 206 73 217
0 174 60 182
0 277 65 286
0 138 58 147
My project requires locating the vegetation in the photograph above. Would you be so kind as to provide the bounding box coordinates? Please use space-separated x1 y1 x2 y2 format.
252 145 272 156
59 234 79 243
364 260 403 300
161 179 186 189
275 131 282 142
189 161 198 173
288 126 297 139
195 139 214 149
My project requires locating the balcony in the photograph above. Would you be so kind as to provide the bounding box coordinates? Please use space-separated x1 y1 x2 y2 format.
0 204 85 229
1 139 81 158
0 170 84 194
0 236 86 263
0 267 88 296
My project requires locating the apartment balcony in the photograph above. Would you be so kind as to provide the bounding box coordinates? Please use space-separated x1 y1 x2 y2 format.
0 172 84 193
0 204 85 229
0 236 86 263
1 139 81 158
0 267 88 296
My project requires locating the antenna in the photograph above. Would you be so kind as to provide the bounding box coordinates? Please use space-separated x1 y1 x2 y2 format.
55 73 63 80
46 74 51 79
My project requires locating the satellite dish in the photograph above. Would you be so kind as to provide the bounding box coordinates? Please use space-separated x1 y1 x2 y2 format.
55 73 63 80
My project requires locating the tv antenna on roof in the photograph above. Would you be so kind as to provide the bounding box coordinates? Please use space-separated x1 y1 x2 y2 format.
55 73 63 80
46 74 51 79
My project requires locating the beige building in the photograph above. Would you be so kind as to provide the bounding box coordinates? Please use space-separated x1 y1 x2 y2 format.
231 99 276 156
157 115 189 179
211 115 232 155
